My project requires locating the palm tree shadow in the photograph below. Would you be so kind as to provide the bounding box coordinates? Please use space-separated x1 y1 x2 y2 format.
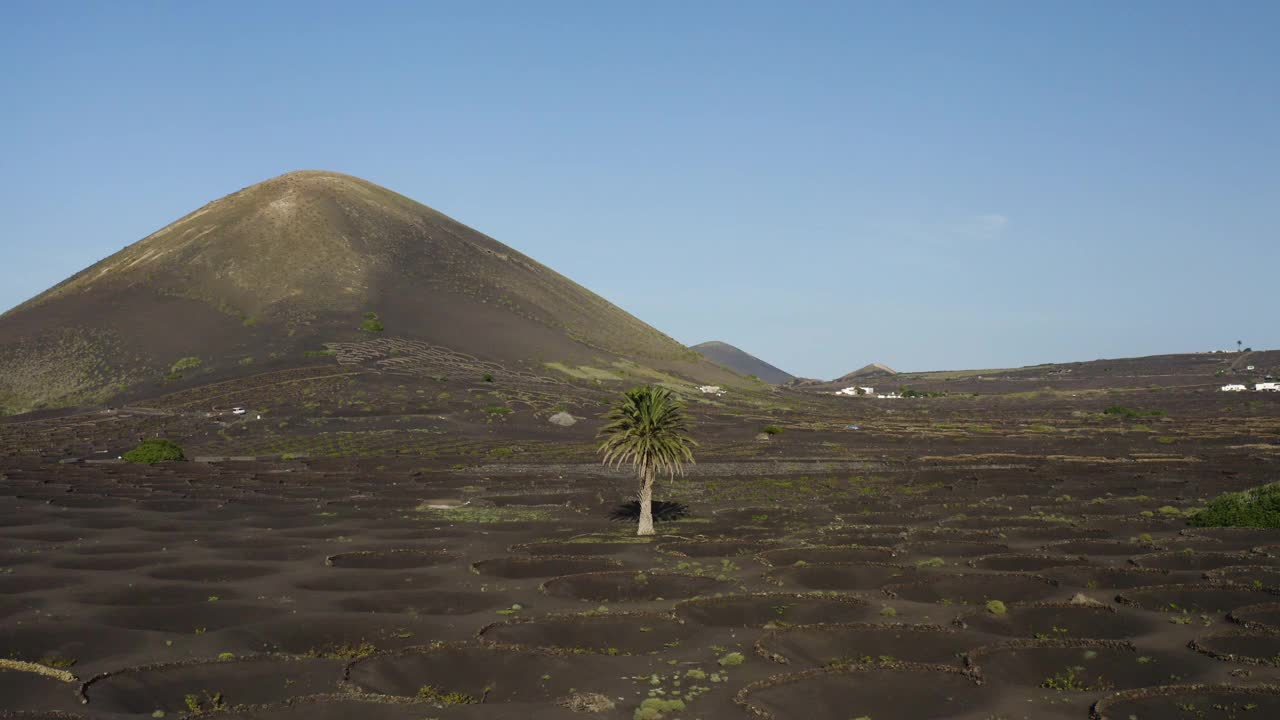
608 500 690 524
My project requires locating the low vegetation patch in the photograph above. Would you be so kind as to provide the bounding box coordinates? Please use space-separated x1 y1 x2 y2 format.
635 697 685 720
361 312 384 333
762 424 784 436
123 438 185 464
170 356 202 374
417 685 478 705
544 362 622 382
1188 483 1280 529
718 651 745 666
184 691 226 715
900 387 946 398
1104 405 1166 419
304 641 377 660
1040 666 1112 692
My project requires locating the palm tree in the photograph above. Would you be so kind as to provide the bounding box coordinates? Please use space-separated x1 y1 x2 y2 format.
598 386 697 536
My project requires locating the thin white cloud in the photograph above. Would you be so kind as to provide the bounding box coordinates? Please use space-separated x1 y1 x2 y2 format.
968 213 1009 235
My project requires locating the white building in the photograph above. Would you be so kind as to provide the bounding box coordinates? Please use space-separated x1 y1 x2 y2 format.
1221 384 1248 392
835 386 874 396
698 385 725 396
1257 382 1280 392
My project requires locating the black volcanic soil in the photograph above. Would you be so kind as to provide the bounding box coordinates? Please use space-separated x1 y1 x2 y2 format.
738 664 996 720
1 363 1279 718
2 456 1276 720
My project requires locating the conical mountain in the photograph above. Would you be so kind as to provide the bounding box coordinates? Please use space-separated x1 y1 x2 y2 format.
692 341 795 384
0 171 715 414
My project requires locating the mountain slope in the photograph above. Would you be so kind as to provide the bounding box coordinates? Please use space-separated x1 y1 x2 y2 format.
692 341 795 384
0 170 724 414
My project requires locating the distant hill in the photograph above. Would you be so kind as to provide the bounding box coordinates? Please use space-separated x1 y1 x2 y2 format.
790 350 1280 397
0 170 731 414
692 341 795 384
834 363 898 383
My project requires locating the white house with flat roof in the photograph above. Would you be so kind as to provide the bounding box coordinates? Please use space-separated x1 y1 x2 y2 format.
1221 384 1248 392
1257 382 1280 392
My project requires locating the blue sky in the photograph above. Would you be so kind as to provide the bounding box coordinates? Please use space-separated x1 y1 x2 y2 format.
2 1 1276 377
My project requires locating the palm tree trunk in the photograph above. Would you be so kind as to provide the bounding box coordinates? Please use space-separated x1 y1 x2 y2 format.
636 467 655 536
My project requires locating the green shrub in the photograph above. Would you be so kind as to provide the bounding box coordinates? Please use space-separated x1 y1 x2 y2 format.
634 698 685 720
1188 483 1280 529
184 691 225 714
123 439 185 464
985 599 1007 615
482 373 494 382
718 651 745 666
484 406 512 415
762 425 783 436
361 312 384 333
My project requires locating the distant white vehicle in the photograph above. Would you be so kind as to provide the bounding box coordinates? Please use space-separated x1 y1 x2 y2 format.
1221 384 1248 392
231 407 247 415
1247 365 1256 371
1257 382 1280 392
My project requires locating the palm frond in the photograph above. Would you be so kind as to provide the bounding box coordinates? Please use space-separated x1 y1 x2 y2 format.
596 385 697 478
